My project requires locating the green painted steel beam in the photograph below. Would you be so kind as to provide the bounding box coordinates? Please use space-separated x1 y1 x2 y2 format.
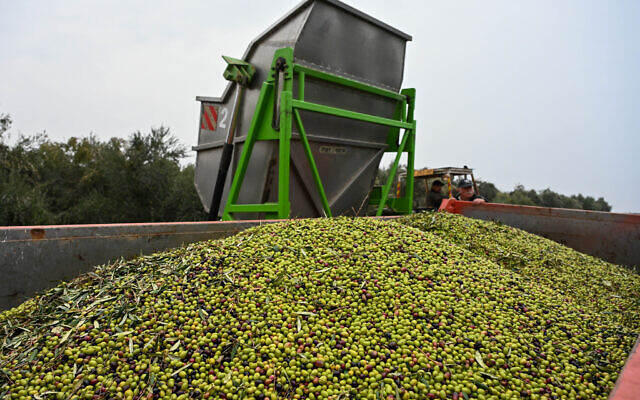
291 99 414 129
226 203 280 213
376 128 411 217
298 71 305 101
402 88 416 214
277 90 293 219
294 65 405 101
221 82 274 220
293 109 332 217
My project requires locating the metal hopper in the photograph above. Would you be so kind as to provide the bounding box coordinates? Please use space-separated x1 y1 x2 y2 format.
194 0 415 220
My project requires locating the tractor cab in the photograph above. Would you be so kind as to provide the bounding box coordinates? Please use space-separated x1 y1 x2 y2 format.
371 166 479 214
393 166 480 212
413 166 478 199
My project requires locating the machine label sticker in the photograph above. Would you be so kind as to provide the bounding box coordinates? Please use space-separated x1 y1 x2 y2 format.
319 146 347 155
200 105 219 131
218 108 229 129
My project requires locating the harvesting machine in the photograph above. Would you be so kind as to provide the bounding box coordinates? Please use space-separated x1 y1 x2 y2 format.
193 0 416 221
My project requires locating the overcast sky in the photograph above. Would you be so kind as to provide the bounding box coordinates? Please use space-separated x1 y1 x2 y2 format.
1 0 638 212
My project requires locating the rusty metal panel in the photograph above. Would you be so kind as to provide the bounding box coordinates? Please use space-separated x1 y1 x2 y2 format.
440 199 640 269
0 220 280 311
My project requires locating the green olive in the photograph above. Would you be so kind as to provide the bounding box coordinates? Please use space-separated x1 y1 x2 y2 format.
0 215 637 399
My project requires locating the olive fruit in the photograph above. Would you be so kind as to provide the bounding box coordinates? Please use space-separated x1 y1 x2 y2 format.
1 216 637 399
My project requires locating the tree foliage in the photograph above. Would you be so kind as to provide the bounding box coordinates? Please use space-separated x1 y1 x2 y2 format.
490 184 612 211
0 113 614 226
0 115 206 226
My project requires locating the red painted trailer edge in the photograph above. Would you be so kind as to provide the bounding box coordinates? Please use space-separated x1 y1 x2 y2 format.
608 336 640 400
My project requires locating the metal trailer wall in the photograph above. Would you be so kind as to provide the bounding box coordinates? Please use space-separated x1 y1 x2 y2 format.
439 199 640 269
0 220 282 311
3 204 638 311
1 217 402 311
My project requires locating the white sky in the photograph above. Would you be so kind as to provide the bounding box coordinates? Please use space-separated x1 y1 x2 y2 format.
1 0 639 212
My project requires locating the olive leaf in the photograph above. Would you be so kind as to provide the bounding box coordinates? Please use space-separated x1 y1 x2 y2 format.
230 343 238 361
474 351 487 368
480 372 500 380
170 363 192 377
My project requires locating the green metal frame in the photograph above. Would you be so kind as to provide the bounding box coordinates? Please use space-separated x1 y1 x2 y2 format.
222 47 416 220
